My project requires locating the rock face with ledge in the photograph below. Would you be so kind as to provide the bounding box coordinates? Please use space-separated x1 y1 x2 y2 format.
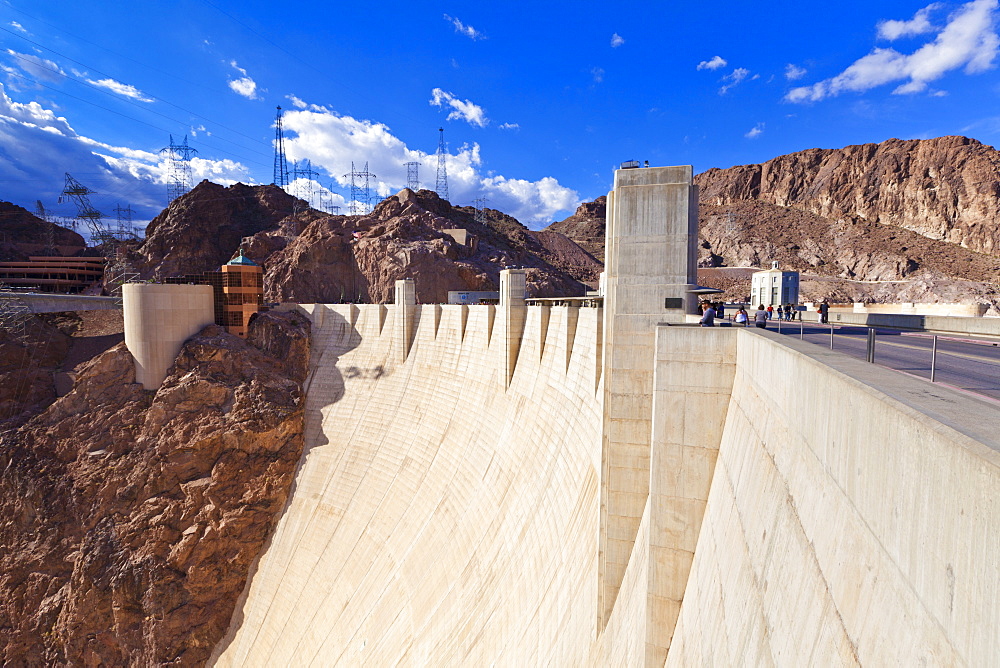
695 135 1000 255
0 310 309 665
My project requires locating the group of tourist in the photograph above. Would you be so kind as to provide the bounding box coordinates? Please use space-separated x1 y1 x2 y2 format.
700 299 833 328
699 301 807 328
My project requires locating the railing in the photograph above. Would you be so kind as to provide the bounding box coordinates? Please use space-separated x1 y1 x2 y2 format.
761 317 1000 402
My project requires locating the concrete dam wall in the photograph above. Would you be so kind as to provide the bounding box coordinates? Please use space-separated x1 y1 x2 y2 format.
211 301 1000 666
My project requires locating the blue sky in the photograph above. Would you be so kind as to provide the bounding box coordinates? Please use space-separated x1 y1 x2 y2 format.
1 0 999 230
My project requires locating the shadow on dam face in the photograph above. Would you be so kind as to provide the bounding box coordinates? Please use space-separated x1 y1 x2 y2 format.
212 304 368 662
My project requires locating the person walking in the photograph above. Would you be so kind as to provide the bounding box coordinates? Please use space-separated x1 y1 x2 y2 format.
735 307 749 327
716 301 725 320
766 305 774 320
818 299 830 324
754 305 768 328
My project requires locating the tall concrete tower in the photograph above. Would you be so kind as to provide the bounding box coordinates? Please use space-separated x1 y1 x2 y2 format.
598 164 699 628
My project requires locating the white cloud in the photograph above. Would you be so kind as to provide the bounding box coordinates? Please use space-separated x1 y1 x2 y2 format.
745 122 765 138
229 77 258 99
0 82 252 225
785 63 807 80
9 22 27 34
499 122 520 130
287 94 308 109
6 50 65 83
429 88 489 127
227 60 260 99
611 33 625 47
591 67 605 83
719 67 750 94
280 100 580 223
86 77 154 102
443 14 485 40
879 3 942 40
697 55 728 70
787 0 999 101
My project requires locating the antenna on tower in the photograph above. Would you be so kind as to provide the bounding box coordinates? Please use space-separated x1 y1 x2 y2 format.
473 195 488 224
405 161 421 191
344 162 376 215
274 106 289 187
160 134 197 204
435 127 449 202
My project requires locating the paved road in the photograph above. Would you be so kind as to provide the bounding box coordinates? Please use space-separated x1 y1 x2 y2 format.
743 319 1000 402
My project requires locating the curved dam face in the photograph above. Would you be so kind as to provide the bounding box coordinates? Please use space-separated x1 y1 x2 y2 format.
212 312 1000 666
213 302 606 665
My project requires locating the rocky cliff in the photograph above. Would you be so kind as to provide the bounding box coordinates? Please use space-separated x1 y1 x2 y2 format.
249 188 587 303
135 181 317 278
137 184 588 303
0 201 85 259
0 311 309 665
542 196 606 261
695 135 1000 256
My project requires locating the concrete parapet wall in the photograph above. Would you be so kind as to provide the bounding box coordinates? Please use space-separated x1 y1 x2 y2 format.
123 283 216 390
666 329 1000 665
804 309 1000 338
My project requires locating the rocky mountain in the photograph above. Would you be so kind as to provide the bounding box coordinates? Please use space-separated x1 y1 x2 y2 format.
695 135 1000 256
135 181 320 279
0 201 85 259
234 187 587 303
0 311 308 665
542 196 606 261
543 137 1000 306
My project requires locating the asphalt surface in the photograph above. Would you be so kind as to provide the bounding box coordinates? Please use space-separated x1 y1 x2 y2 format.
740 318 1000 403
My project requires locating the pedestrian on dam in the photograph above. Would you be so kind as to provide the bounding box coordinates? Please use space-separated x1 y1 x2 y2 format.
754 305 767 328
699 301 717 327
735 306 749 326
784 303 792 320
819 299 830 324
776 305 784 321
716 301 725 319
766 305 774 320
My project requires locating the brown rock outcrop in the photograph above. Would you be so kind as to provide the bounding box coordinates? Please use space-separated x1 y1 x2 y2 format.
543 196 606 260
0 201 85 259
695 135 1000 255
135 181 317 278
258 189 586 303
0 310 309 665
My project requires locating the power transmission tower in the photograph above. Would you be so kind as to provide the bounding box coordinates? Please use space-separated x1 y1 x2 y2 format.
160 134 197 204
59 173 110 245
34 200 57 255
435 127 449 202
344 162 376 216
114 204 137 241
290 159 320 209
273 106 289 187
405 161 421 191
473 196 488 224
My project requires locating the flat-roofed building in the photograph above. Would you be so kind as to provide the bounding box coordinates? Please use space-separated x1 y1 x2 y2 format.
751 261 799 307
